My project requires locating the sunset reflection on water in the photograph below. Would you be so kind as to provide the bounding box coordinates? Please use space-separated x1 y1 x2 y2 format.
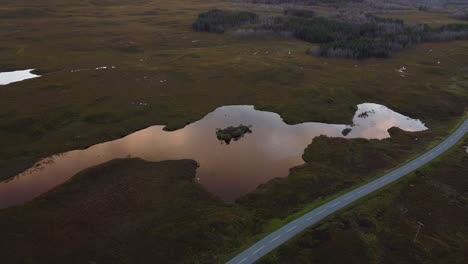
0 103 427 208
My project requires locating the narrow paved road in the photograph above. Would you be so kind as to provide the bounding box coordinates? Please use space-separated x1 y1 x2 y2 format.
228 119 468 264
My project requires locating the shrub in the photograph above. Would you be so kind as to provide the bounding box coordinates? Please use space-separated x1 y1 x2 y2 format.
283 8 315 18
451 10 468 21
424 24 468 42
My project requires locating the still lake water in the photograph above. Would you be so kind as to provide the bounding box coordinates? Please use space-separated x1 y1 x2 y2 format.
0 69 40 85
0 103 427 208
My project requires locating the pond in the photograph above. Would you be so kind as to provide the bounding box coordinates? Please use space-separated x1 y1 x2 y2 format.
0 69 40 85
0 103 427 208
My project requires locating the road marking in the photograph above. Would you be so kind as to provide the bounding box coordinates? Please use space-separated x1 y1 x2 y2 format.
331 201 341 207
307 216 314 221
368 183 376 188
358 189 366 194
344 194 355 200
318 208 327 214
253 246 265 254
238 257 247 264
286 226 297 232
271 235 281 242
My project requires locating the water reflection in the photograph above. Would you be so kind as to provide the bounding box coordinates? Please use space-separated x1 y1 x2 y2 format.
0 69 40 85
0 103 427 208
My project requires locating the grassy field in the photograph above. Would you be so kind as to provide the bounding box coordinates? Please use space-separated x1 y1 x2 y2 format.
0 0 468 263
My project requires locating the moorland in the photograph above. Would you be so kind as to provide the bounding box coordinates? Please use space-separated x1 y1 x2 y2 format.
0 0 467 263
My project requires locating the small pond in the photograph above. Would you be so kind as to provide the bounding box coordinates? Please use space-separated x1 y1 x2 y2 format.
0 69 40 85
0 103 427 208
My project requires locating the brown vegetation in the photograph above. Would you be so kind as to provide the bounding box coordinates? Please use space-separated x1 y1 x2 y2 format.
259 137 468 264
0 159 254 264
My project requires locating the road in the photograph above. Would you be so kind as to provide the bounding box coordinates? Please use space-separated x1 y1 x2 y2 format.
228 119 468 264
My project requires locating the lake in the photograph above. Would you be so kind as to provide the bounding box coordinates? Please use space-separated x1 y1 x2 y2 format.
0 103 427 208
0 69 40 85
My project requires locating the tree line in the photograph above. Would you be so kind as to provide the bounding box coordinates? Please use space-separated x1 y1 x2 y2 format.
193 9 468 59
233 0 363 4
451 10 468 21
192 9 258 33
261 14 429 59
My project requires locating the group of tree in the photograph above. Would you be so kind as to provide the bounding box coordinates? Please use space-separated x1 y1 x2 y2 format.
192 9 258 33
261 14 431 58
193 9 468 59
424 23 468 42
262 13 468 59
451 10 468 21
233 0 363 5
283 8 316 18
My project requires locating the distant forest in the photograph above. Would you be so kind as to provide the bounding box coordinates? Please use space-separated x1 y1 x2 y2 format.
234 0 460 9
192 9 258 33
193 9 468 59
234 0 363 4
451 10 468 21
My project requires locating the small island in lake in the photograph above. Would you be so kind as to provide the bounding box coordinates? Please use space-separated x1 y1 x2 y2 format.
216 124 252 144
341 127 352 136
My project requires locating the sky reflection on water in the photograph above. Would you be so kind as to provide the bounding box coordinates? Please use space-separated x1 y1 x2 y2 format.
0 103 427 208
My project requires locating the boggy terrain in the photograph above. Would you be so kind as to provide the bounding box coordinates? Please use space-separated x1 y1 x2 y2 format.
1 127 465 263
0 159 254 264
1 0 468 180
258 136 468 264
0 0 468 263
